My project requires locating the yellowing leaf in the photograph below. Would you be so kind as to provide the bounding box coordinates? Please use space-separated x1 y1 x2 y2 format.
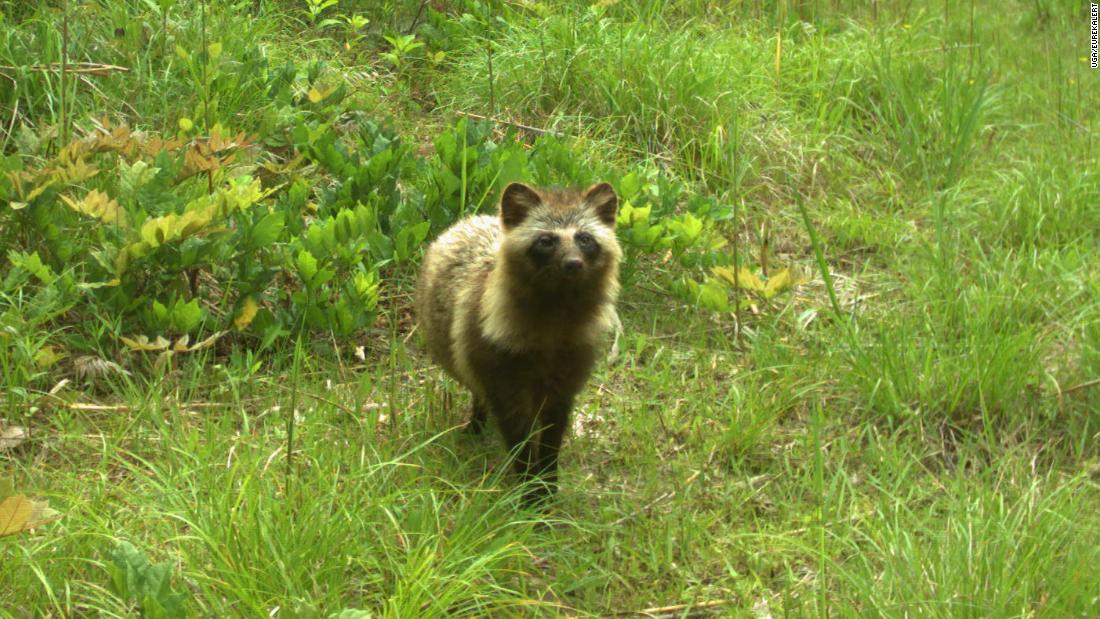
178 117 194 132
712 266 765 292
94 125 135 155
22 176 56 203
308 84 336 103
763 268 790 299
140 215 179 247
0 484 58 538
60 190 124 224
173 334 191 352
33 345 66 369
207 41 223 60
234 297 258 331
763 267 810 299
775 28 782 81
120 335 171 352
154 350 174 372
189 331 225 351
77 278 122 290
177 205 216 237
55 157 100 183
183 144 220 175
0 495 32 536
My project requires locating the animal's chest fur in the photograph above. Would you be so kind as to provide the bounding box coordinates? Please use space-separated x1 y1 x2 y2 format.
466 338 596 409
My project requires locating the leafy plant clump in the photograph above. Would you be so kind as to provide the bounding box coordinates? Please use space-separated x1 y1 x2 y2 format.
2 111 779 376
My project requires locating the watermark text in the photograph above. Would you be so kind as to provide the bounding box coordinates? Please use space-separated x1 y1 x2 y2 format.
1092 3 1099 69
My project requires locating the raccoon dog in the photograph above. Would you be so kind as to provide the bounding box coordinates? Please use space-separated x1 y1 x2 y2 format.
416 182 621 503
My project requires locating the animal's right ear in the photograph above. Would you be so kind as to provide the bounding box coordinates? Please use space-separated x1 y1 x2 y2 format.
500 183 541 230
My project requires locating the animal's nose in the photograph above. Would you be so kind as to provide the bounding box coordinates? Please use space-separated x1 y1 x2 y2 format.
563 258 584 273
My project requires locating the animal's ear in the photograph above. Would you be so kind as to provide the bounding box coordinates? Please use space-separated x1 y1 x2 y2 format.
584 182 618 227
500 182 541 230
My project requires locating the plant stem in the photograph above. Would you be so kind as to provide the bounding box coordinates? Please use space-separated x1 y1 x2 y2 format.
60 0 69 147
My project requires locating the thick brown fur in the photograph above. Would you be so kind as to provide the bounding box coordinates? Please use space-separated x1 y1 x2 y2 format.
416 182 621 503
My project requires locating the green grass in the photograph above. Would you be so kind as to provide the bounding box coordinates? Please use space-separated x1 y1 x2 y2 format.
3 0 1100 616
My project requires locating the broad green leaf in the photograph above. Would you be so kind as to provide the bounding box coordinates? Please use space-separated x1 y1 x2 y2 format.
9 250 56 284
171 299 203 333
296 249 318 284
312 266 335 289
250 211 285 248
109 541 189 618
153 300 169 324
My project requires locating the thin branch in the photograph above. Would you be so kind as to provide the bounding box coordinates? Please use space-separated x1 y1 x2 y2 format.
454 110 564 137
0 62 130 76
1062 377 1100 395
612 598 738 617
258 377 359 417
406 0 429 35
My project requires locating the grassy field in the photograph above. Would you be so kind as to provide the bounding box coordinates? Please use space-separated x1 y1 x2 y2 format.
2 0 1099 616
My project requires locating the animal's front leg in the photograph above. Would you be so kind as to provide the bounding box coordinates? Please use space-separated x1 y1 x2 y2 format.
527 399 572 503
465 396 488 434
488 394 539 484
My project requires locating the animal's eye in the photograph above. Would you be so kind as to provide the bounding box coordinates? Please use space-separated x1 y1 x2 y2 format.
536 234 557 248
575 232 595 248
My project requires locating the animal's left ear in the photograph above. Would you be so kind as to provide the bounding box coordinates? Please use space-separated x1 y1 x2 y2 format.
584 182 618 227
500 182 542 230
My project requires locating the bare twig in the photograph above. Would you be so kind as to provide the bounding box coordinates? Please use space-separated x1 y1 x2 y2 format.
0 62 130 76
68 403 133 412
2 97 18 151
455 111 564 138
259 378 359 417
1062 377 1100 395
486 40 495 118
611 490 676 526
406 0 429 35
613 598 738 617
